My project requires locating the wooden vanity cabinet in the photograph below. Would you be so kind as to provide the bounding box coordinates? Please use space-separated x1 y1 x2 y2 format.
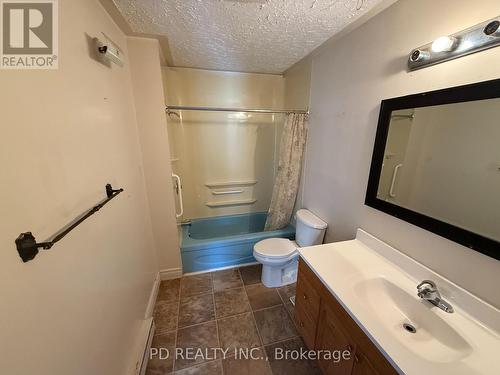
316 301 356 375
352 351 382 375
294 259 398 375
295 259 322 348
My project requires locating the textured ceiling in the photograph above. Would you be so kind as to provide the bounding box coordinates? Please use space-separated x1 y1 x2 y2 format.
113 0 384 74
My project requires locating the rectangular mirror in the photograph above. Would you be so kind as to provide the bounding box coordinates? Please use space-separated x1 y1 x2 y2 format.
366 79 500 261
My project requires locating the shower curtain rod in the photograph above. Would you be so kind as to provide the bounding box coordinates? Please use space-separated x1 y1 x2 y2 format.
165 105 309 115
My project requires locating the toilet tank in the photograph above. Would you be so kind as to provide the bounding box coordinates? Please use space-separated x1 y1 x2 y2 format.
295 209 327 247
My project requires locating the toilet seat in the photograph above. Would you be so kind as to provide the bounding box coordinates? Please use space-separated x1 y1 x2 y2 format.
254 238 297 258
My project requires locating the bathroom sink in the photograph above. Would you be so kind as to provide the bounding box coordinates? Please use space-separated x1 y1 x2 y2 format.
299 229 500 375
354 277 473 363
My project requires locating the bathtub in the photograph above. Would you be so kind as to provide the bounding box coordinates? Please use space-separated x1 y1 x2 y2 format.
180 212 295 273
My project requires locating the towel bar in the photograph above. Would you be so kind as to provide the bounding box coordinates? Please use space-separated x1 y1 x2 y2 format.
15 184 123 262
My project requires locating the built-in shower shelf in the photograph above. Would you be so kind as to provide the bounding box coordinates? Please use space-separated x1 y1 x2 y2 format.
205 180 257 188
206 199 257 208
212 189 244 195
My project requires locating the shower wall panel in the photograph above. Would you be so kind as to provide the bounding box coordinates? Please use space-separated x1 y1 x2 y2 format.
163 67 285 219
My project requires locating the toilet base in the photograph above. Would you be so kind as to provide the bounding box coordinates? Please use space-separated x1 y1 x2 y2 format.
261 259 298 288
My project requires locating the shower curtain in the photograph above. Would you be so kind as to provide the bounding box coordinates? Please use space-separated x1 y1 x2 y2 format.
265 113 308 231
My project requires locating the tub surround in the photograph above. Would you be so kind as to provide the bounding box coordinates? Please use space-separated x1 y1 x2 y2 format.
298 229 499 375
163 67 285 220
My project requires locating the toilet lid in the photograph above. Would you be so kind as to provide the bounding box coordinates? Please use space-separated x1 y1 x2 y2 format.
254 238 297 257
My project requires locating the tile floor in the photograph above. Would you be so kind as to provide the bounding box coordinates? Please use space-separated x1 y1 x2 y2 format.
147 264 321 375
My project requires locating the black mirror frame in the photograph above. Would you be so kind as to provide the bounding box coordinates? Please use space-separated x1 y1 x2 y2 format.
365 78 500 261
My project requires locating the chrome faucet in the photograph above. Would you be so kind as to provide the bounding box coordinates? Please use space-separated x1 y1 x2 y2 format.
417 280 454 313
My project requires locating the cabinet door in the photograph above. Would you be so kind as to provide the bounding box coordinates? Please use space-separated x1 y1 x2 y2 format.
316 304 356 375
295 299 319 349
352 352 382 375
295 272 321 348
295 271 321 320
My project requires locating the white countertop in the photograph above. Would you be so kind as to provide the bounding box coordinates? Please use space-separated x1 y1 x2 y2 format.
299 229 500 375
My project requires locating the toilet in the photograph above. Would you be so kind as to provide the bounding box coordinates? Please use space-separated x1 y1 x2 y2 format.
253 209 327 287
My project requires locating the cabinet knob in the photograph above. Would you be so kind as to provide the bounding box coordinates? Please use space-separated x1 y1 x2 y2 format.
299 321 304 328
303 294 307 300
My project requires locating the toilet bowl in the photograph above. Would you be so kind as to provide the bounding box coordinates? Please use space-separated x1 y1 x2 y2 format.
254 238 299 287
253 209 327 287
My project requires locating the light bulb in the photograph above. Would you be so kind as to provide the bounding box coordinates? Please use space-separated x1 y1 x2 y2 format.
431 36 458 53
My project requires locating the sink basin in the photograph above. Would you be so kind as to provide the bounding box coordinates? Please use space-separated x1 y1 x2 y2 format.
354 277 473 363
298 229 500 375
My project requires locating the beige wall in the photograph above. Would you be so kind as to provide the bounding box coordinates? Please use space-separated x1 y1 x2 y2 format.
284 57 312 111
304 0 500 307
163 67 285 219
0 1 159 374
128 37 181 273
283 58 313 216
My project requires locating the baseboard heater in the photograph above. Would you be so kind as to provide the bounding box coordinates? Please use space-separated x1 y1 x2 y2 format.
134 319 155 375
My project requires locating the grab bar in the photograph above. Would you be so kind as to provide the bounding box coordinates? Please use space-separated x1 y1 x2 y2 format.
172 174 184 218
212 190 244 195
15 184 123 263
389 164 403 198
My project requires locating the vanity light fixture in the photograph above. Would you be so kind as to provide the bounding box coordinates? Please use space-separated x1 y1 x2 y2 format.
408 16 500 71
